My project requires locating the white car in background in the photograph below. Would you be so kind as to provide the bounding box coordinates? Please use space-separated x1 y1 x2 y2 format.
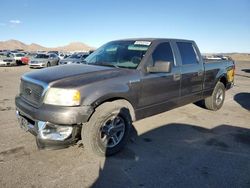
0 54 16 66
12 53 25 65
58 53 71 60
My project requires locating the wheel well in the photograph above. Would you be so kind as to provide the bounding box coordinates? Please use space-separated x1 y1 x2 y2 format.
219 76 227 88
93 98 136 121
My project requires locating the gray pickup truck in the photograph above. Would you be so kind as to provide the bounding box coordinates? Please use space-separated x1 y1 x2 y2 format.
15 38 235 156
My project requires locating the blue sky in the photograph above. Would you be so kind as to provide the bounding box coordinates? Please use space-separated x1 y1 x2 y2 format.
0 0 249 53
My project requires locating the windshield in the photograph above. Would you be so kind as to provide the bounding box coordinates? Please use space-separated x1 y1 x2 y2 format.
84 40 150 69
27 53 37 57
6 54 14 58
15 53 25 57
35 54 49 59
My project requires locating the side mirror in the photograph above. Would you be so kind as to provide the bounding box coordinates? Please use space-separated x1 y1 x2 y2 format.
147 61 171 73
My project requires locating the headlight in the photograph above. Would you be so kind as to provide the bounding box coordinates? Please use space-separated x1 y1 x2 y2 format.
44 88 81 106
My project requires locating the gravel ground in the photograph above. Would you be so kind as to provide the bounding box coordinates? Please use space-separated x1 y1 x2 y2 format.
0 61 249 188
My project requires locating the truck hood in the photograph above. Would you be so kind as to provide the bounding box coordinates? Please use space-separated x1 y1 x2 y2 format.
22 64 129 87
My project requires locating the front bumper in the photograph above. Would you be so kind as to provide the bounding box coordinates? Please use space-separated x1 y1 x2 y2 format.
15 96 94 149
16 111 81 149
29 63 46 68
0 62 16 66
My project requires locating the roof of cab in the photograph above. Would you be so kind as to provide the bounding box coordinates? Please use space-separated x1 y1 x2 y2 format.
113 38 195 43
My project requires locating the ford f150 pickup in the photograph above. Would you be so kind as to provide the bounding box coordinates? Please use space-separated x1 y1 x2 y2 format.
15 38 235 156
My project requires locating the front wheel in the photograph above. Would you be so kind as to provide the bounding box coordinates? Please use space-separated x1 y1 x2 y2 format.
204 82 225 111
81 101 132 156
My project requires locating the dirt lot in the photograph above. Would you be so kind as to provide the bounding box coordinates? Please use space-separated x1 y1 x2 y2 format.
0 62 249 188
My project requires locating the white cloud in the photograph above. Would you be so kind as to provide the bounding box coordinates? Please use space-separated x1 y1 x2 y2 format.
9 20 21 24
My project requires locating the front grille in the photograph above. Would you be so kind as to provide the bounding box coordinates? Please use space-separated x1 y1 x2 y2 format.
20 80 44 107
3 59 13 62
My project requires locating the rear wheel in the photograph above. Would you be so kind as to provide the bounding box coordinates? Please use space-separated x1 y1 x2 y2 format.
204 82 225 111
81 101 132 156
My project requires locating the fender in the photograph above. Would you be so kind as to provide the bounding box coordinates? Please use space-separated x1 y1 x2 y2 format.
80 82 138 120
214 70 228 88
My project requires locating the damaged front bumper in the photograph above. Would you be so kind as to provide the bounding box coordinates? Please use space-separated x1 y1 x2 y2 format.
16 110 80 149
15 96 94 149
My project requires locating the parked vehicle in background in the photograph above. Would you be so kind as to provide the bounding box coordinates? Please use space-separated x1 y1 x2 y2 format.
0 53 16 66
59 52 88 65
37 50 46 54
203 55 231 61
58 53 65 60
21 52 37 65
29 53 59 68
15 38 235 156
48 51 59 55
58 53 71 60
21 57 29 64
0 52 6 58
12 53 26 65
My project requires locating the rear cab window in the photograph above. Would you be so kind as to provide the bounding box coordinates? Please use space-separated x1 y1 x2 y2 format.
177 42 199 65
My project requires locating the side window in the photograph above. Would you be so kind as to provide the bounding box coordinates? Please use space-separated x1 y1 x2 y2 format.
176 42 198 65
152 42 174 65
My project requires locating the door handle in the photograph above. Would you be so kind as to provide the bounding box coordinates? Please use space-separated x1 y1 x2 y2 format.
173 73 181 81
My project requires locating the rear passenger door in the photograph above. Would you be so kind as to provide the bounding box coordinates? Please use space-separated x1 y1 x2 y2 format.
176 42 204 101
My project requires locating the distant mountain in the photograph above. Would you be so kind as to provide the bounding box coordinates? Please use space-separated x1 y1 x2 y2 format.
0 40 28 50
0 39 94 52
27 43 47 51
55 42 93 52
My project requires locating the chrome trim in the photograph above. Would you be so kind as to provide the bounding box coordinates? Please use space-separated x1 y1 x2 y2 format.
16 110 38 135
16 110 73 141
21 75 50 97
37 122 73 141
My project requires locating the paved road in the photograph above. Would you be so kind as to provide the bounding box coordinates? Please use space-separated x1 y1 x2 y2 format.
0 62 249 188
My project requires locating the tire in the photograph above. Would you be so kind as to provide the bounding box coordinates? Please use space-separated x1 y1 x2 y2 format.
47 62 51 67
204 82 225 111
16 60 21 66
82 101 132 156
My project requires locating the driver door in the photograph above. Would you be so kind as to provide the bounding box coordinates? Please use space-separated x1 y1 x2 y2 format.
138 42 181 116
